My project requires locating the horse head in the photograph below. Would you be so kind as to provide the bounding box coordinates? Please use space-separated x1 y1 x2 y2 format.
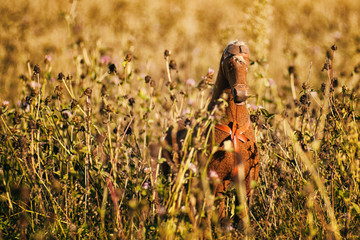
220 41 250 105
209 41 250 109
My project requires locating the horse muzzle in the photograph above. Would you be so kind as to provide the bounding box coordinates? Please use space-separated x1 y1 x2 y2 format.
232 85 249 105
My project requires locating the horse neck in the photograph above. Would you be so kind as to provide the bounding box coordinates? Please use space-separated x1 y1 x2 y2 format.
224 89 249 126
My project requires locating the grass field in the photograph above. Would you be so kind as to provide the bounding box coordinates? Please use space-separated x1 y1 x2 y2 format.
0 0 360 239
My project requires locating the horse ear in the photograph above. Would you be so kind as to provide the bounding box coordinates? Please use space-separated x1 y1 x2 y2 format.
239 45 249 54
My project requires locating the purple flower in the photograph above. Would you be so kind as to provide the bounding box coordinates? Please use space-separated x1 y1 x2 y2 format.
44 55 52 63
29 81 41 89
188 163 197 173
269 78 274 86
144 167 151 174
208 68 215 75
100 55 111 65
186 78 196 86
2 100 9 107
249 104 257 111
111 77 120 85
142 182 150 190
209 170 219 180
188 98 194 105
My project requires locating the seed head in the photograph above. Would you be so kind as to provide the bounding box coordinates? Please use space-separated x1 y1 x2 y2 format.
322 63 331 71
19 74 28 82
332 78 338 88
250 114 259 123
149 79 155 87
83 88 92 97
145 75 152 83
128 97 135 106
169 60 177 70
58 72 65 81
288 66 295 75
164 49 171 58
101 84 107 97
125 53 133 62
45 96 52 106
354 63 360 73
33 65 40 75
108 63 117 74
28 120 37 131
61 110 72 119
68 99 76 110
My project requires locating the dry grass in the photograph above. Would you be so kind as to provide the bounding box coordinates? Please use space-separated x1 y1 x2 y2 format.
0 0 360 239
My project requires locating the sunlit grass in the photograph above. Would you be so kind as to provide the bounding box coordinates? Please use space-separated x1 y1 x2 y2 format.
0 0 360 239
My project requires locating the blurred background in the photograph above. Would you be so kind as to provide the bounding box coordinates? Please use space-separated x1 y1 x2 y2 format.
1 0 360 102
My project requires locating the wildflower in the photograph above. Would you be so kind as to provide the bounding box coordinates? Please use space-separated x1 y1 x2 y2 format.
268 78 275 86
186 78 195 86
144 167 151 174
207 68 215 77
111 77 120 85
249 104 257 111
182 108 190 116
100 55 111 65
157 206 167 215
209 170 219 180
142 182 150 190
44 55 52 64
28 81 41 89
188 162 197 173
188 98 194 105
2 100 9 107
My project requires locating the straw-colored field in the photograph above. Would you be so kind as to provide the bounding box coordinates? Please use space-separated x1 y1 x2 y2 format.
1 0 359 238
